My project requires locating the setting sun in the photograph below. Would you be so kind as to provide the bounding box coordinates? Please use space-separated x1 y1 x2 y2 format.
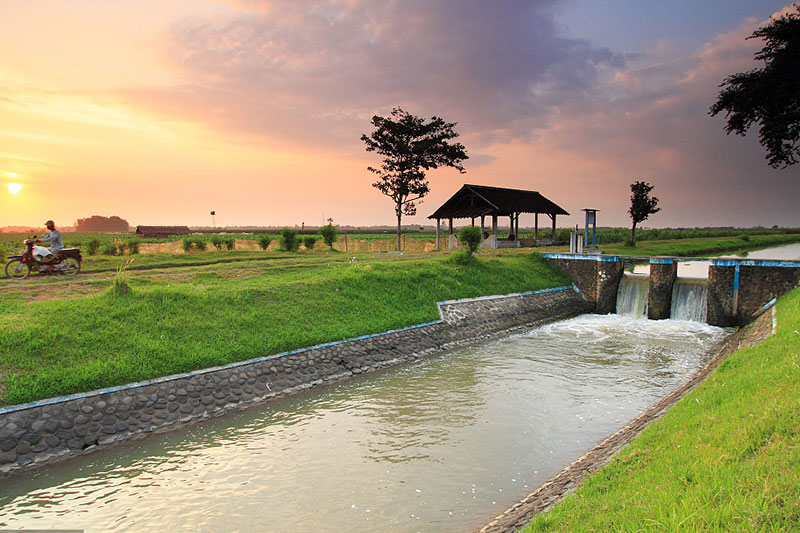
7 183 23 194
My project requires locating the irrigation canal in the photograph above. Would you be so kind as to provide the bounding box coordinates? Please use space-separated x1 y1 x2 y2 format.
0 314 726 532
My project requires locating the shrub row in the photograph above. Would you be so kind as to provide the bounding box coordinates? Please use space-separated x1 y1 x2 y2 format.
98 239 139 256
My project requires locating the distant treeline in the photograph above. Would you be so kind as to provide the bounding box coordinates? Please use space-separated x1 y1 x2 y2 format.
74 215 131 233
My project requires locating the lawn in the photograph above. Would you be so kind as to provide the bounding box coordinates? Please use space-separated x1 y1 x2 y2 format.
598 233 800 257
0 252 570 406
523 286 800 531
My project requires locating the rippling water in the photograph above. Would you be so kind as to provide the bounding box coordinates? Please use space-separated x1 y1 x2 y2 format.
0 315 726 532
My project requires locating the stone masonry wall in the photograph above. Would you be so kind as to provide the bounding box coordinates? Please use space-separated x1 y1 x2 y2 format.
708 263 800 326
595 260 625 314
707 266 735 326
648 261 677 320
544 257 598 305
0 287 587 477
544 254 624 314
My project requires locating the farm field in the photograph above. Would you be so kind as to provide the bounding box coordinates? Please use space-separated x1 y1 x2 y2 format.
523 286 800 531
3 229 800 407
4 229 800 277
597 232 800 257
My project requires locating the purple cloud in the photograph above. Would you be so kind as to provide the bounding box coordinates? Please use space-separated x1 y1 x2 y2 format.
126 0 625 150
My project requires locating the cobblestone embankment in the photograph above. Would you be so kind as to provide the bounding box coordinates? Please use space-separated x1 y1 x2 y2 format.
0 285 587 477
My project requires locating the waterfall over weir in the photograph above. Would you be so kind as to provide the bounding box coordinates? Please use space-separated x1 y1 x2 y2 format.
616 273 649 319
616 273 708 322
671 279 708 322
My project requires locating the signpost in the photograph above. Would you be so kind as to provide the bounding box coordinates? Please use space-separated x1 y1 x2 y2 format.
582 208 599 248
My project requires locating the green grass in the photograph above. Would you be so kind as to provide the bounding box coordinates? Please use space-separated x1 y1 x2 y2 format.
551 226 800 245
524 287 800 531
0 253 570 406
595 233 800 257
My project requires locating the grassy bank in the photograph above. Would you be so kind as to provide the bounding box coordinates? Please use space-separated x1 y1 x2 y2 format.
0 253 570 406
596 233 800 257
524 287 800 531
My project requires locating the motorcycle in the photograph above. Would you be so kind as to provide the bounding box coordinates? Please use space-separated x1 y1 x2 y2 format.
4 237 82 279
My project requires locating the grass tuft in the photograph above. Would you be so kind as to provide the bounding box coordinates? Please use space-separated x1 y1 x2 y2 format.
109 258 134 296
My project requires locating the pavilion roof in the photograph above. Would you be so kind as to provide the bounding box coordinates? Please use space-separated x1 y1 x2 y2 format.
427 184 569 219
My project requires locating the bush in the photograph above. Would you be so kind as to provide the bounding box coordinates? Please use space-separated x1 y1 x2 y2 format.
457 225 482 254
449 249 477 266
182 237 207 252
280 228 299 251
740 234 751 242
87 238 101 256
116 242 127 255
126 239 139 255
225 237 235 250
100 243 118 256
258 235 272 250
210 236 225 250
303 236 317 250
319 224 338 248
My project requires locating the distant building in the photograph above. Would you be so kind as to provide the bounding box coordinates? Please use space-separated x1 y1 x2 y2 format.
135 226 191 238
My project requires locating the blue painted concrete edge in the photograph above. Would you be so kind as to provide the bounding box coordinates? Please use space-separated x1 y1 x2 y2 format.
711 259 800 268
1 285 577 416
542 253 620 262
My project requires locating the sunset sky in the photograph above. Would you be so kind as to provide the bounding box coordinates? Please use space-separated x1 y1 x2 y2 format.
1 1 798 230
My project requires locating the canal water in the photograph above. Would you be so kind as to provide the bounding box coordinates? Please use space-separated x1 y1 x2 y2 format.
0 315 726 532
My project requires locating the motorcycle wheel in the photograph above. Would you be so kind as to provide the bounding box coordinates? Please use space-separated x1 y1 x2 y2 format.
5 258 31 280
61 257 81 275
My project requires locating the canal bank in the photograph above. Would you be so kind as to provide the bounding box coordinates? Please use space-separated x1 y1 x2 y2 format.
0 285 587 477
480 305 776 532
0 312 728 532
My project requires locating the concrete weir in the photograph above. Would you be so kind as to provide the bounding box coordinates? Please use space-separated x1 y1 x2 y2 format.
544 253 800 326
0 286 588 477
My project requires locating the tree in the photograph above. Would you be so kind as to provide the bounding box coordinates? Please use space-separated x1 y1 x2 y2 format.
628 181 660 246
74 215 130 232
709 7 800 169
318 223 338 249
361 108 468 251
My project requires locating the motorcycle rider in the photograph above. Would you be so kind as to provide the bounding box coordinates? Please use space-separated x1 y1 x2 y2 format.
35 220 64 262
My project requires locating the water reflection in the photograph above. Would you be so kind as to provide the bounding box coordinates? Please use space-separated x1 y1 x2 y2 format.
0 315 726 532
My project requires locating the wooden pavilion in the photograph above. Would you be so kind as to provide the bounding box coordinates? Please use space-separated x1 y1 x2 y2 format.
427 184 569 249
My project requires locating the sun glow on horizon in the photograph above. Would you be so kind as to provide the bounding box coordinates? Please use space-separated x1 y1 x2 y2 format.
7 183 23 194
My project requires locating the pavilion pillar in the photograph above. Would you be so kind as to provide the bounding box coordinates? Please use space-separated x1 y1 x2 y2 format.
551 214 556 241
492 215 498 249
435 218 440 249
480 215 485 248
534 213 539 242
471 217 475 226
509 215 514 238
449 218 453 235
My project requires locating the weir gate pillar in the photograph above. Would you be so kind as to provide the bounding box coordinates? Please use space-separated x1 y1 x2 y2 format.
542 254 625 313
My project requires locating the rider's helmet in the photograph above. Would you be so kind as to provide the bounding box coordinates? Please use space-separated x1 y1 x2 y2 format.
45 220 55 230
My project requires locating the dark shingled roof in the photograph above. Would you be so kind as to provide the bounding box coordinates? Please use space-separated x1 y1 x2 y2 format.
428 184 569 219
